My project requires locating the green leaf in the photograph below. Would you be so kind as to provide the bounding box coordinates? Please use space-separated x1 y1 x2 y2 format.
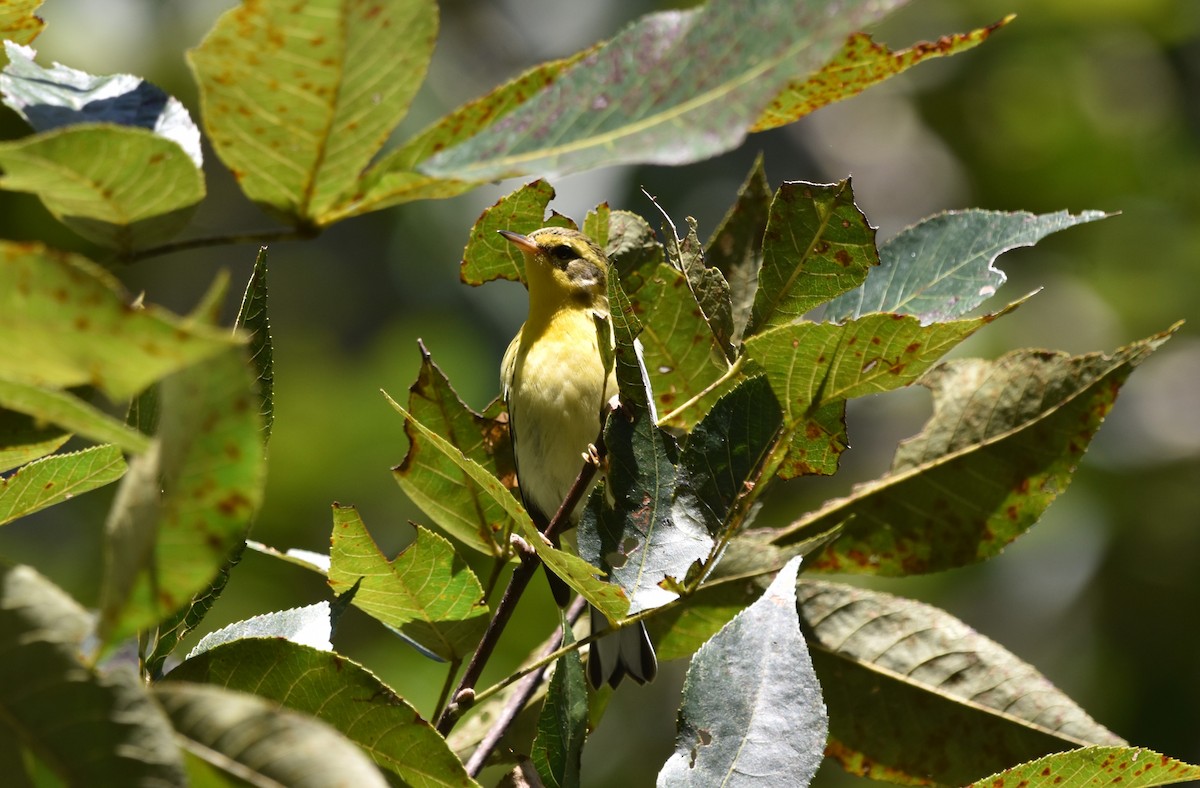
99 346 266 643
0 564 185 785
387 392 629 622
234 247 274 443
705 154 771 339
0 408 69 473
752 19 1014 132
0 444 125 526
799 580 1125 785
781 325 1176 574
421 0 907 181
0 6 45 66
155 681 390 786
188 602 333 659
967 747 1200 788
393 345 518 557
531 620 587 788
170 639 477 787
0 125 205 251
659 556 826 787
460 179 574 286
187 0 438 223
674 217 735 359
0 379 151 453
824 209 1110 323
578 409 714 615
679 375 781 537
327 504 488 662
0 242 237 400
636 263 735 428
745 179 878 337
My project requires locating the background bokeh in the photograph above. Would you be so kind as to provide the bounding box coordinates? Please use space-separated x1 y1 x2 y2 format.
1 0 1197 785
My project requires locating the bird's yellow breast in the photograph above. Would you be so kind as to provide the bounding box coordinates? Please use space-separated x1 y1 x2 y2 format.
503 304 614 524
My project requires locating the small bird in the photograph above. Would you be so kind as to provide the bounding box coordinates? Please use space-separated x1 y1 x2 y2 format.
499 226 657 689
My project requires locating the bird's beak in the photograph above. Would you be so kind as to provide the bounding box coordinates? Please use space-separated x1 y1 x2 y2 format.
498 230 539 255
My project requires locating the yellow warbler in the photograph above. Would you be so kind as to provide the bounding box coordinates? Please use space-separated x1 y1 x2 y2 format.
499 226 657 688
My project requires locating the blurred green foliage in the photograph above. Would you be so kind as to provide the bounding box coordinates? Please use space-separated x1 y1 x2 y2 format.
1 0 1197 785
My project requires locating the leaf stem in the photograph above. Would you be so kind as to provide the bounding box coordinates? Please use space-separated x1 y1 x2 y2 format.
120 226 317 263
465 596 587 777
431 657 463 725
434 431 607 737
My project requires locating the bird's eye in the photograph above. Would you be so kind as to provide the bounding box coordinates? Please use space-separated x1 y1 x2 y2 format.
550 245 576 262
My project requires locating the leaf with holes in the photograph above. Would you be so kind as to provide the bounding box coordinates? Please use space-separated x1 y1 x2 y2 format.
168 638 477 787
659 556 826 787
824 209 1109 324
799 580 1124 785
777 325 1177 574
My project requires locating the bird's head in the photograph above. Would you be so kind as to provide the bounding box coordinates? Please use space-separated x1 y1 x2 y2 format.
499 227 609 306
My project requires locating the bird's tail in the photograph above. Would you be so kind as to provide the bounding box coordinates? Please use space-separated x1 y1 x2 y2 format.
587 607 658 689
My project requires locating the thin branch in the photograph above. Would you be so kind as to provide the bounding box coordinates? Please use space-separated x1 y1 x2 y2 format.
434 432 607 737
430 656 463 725
121 227 315 263
465 596 587 777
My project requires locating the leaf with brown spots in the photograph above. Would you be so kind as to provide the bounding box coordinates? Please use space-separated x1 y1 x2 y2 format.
799 580 1125 786
99 345 266 646
327 504 487 662
744 305 1016 480
167 639 476 787
459 179 574 287
824 208 1110 324
967 746 1200 787
0 378 152 454
0 444 125 527
188 0 437 223
751 18 1014 132
744 179 878 338
0 242 238 401
776 324 1179 574
636 263 736 431
420 0 908 182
